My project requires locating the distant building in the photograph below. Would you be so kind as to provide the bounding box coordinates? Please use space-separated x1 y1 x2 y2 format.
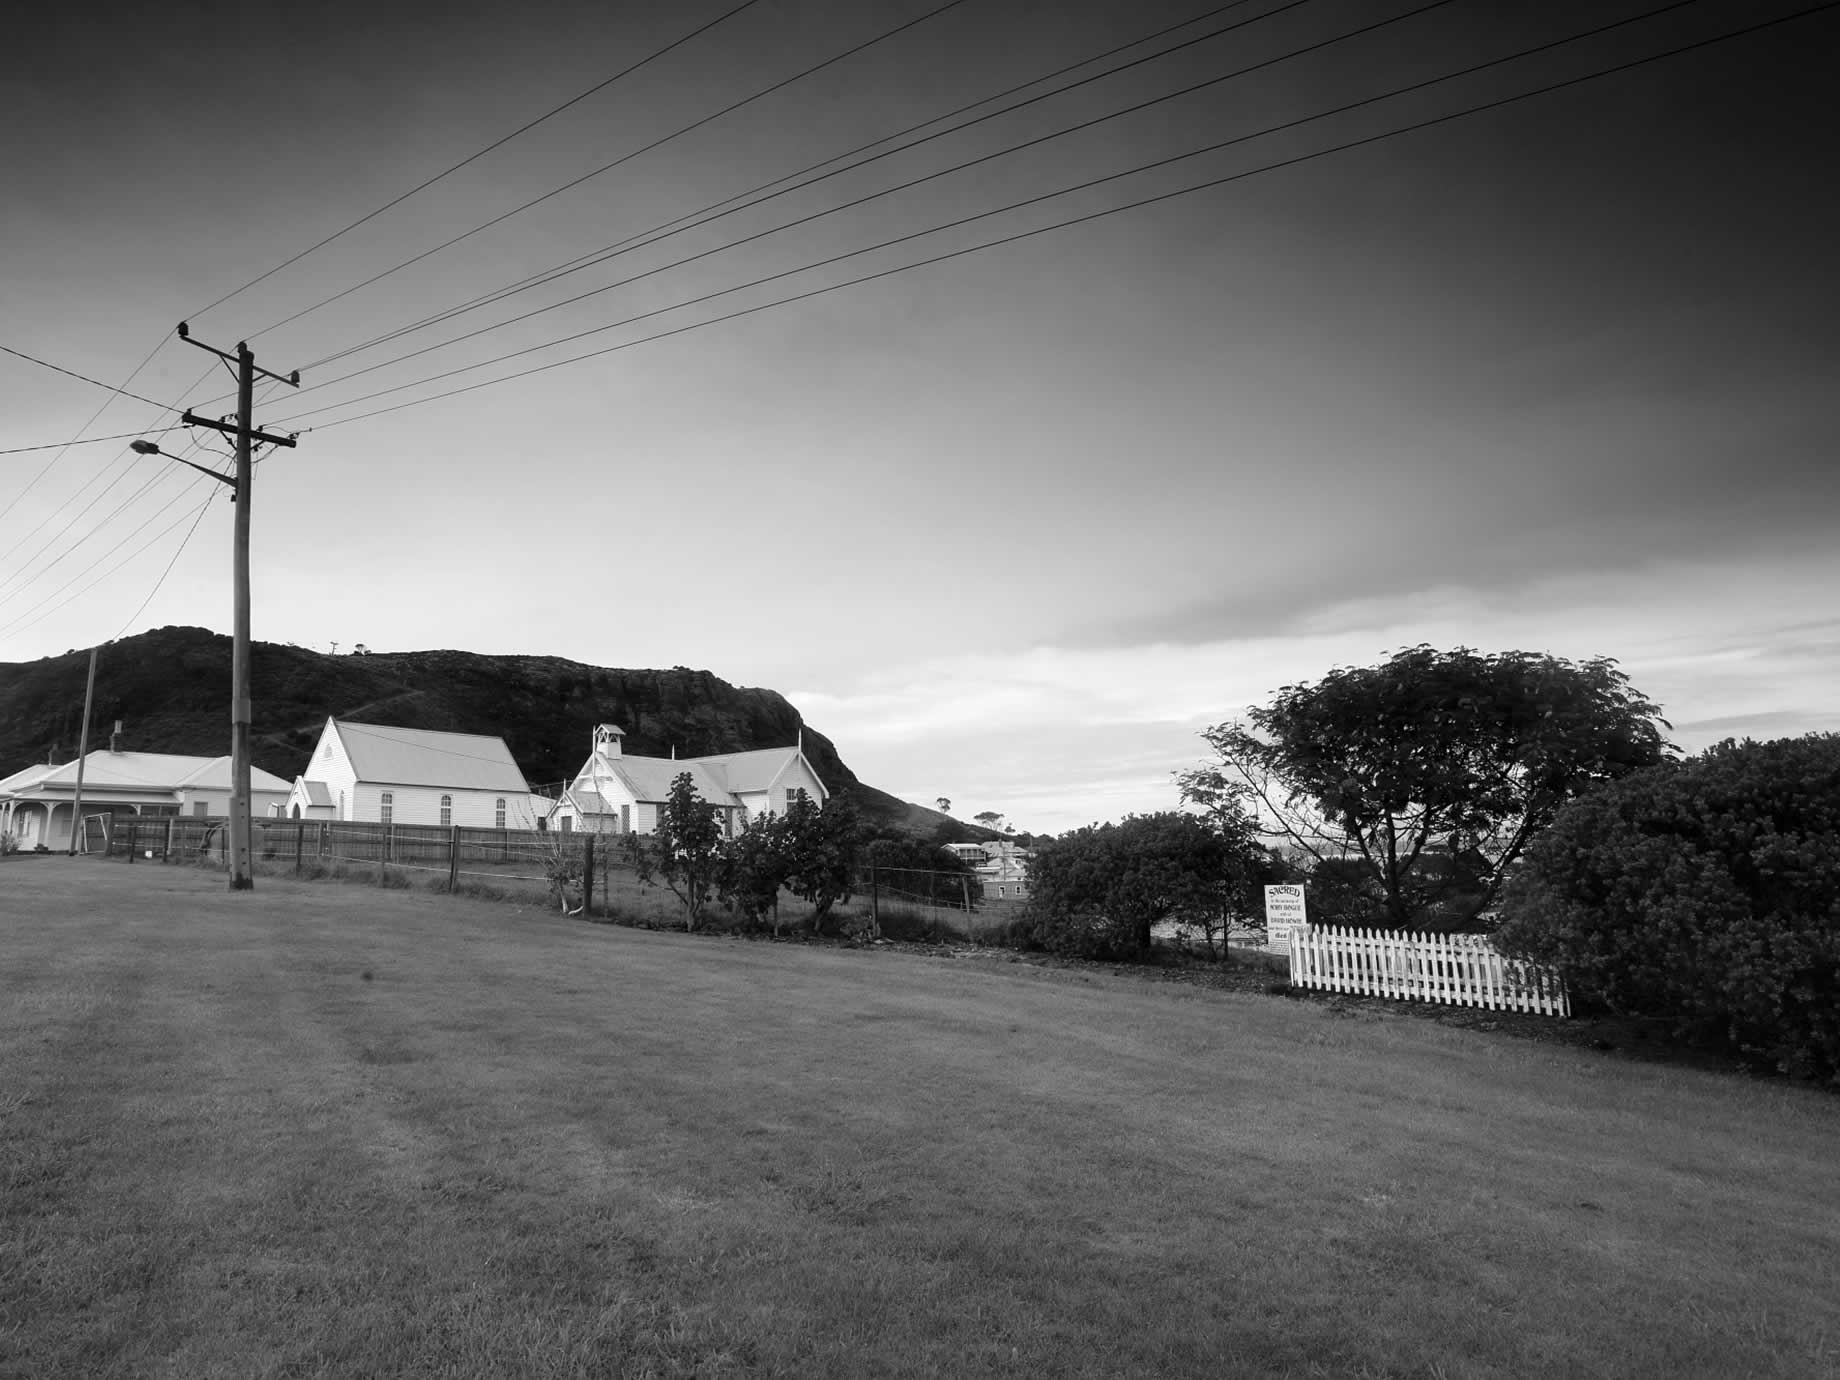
286 718 540 828
942 839 1034 901
550 724 827 837
1 747 290 851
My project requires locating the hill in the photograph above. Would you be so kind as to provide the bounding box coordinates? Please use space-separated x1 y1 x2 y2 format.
0 627 973 840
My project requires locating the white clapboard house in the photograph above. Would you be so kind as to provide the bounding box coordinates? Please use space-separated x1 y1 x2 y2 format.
550 723 827 836
285 718 540 829
1 742 291 851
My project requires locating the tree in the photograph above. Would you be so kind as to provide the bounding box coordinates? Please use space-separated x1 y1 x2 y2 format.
1494 734 1840 1080
625 772 725 930
935 797 952 815
1181 646 1672 932
973 810 1005 832
719 811 792 931
781 794 860 933
1022 811 1271 960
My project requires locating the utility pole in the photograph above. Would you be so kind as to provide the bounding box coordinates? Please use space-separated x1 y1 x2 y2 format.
66 645 99 855
140 323 300 890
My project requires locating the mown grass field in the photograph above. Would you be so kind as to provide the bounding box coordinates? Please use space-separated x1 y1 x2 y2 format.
2 859 1836 1378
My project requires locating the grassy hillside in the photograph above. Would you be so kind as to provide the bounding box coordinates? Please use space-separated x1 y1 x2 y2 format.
0 626 966 839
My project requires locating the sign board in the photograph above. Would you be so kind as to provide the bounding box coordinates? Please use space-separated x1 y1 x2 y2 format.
1264 884 1307 954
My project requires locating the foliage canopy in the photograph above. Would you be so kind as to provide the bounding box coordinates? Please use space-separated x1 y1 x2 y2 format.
1494 734 1840 1080
1182 646 1673 930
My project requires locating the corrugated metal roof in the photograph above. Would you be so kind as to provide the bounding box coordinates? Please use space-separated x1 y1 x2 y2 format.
3 751 288 793
693 747 815 795
607 758 736 806
174 757 292 792
334 721 530 792
295 778 333 807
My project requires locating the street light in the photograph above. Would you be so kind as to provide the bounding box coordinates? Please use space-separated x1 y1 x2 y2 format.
130 439 236 491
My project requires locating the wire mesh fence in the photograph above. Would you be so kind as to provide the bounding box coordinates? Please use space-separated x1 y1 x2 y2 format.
88 816 1033 943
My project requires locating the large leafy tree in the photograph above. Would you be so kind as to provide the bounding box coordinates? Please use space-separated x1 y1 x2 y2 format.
1181 646 1673 931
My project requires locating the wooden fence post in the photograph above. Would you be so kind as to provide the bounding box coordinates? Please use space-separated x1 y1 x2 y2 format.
294 823 305 875
582 834 595 917
448 825 461 891
870 865 880 937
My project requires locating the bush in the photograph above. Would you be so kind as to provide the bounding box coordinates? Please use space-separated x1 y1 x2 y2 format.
1494 734 1840 1080
1019 812 1275 961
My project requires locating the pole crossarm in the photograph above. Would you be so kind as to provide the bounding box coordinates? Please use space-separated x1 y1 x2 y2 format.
176 322 300 388
180 410 298 448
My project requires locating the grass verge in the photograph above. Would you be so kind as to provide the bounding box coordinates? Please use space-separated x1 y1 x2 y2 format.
3 861 1836 1378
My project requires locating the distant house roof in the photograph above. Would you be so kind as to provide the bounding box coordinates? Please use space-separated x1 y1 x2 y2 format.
333 721 529 793
0 751 288 796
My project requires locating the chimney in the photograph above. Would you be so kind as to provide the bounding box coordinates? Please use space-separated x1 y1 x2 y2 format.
110 720 123 754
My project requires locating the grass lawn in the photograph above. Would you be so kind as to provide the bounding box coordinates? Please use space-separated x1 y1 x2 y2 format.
2 859 1836 1378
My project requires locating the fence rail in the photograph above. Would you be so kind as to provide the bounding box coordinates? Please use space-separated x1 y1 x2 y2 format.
1289 925 1569 1017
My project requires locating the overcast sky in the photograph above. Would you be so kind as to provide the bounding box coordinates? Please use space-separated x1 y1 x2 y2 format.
3 0 1836 833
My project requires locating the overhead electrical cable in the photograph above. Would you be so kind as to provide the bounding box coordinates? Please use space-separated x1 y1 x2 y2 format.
245 0 971 341
285 2 1831 434
274 0 1719 427
301 0 1282 370
185 0 770 321
279 0 1450 404
110 489 222 642
0 365 300 640
0 478 216 638
0 456 205 611
0 357 221 589
0 345 184 413
0 334 178 527
0 427 184 456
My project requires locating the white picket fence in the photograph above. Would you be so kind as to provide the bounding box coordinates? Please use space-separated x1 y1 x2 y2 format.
1289 925 1569 1017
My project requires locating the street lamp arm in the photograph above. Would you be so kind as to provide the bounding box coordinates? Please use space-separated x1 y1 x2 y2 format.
129 440 235 488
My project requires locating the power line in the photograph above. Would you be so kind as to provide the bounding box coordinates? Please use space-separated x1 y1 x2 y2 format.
246 0 970 341
0 359 221 597
276 0 1731 430
185 0 769 321
0 478 217 640
300 0 1280 371
287 2 1833 435
281 0 1440 405
0 426 183 456
0 344 183 412
112 490 222 642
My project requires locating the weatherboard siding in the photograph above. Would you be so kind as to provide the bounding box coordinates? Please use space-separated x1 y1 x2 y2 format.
312 725 360 816
350 784 516 828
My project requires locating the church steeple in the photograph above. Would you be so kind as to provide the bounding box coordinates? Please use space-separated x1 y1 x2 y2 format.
593 724 624 760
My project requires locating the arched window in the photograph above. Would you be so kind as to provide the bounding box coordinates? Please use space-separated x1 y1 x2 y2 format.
495 798 506 828
440 795 453 827
380 791 394 825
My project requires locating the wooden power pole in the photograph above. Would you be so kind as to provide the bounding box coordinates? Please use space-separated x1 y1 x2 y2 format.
172 323 300 890
66 644 99 855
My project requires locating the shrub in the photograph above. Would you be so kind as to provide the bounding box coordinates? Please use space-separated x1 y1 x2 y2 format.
1494 734 1840 1080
